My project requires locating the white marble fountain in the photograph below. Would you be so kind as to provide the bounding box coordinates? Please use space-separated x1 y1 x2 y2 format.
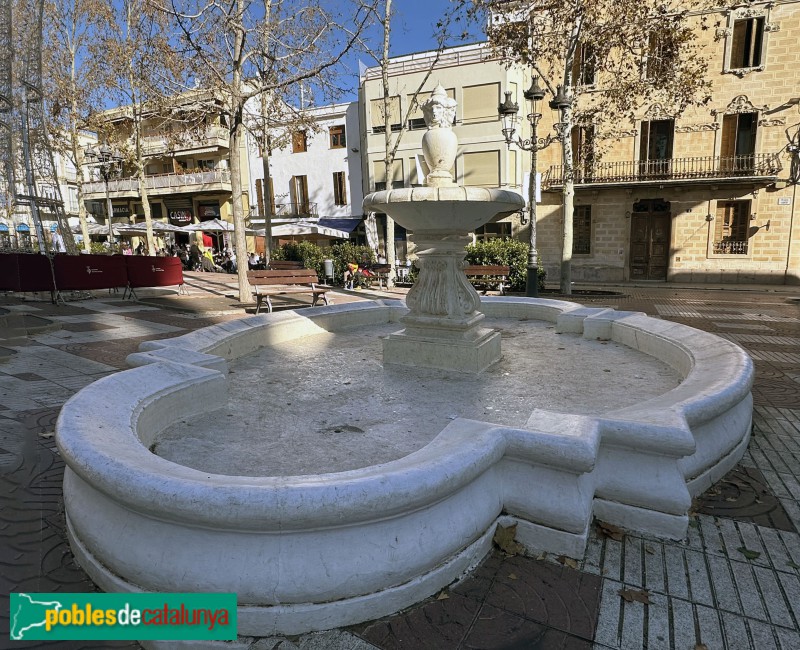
56 87 753 642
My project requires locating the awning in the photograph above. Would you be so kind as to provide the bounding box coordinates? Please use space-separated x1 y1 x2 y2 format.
317 218 362 233
271 220 351 240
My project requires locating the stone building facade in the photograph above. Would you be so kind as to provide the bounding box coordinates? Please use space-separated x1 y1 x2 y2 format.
532 0 800 285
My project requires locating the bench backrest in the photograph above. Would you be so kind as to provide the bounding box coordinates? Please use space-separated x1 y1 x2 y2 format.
464 265 510 276
248 269 320 286
267 260 304 270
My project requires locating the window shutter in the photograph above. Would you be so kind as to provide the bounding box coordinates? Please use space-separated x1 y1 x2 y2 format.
463 151 500 187
462 84 500 124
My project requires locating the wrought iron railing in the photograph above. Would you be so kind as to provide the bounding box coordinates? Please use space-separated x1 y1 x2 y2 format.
274 202 318 217
713 240 749 255
544 154 782 187
83 170 231 195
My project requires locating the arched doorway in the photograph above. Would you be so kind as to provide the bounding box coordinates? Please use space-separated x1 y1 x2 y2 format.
629 199 671 281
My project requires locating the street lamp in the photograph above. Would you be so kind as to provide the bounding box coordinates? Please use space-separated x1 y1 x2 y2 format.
84 144 123 248
498 75 560 297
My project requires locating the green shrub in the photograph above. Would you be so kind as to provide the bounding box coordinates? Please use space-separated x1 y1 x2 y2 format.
270 241 377 284
464 238 545 292
271 241 326 278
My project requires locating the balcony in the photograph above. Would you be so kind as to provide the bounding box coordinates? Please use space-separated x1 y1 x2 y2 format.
543 154 783 189
140 126 229 155
272 202 318 217
82 170 232 199
713 240 748 255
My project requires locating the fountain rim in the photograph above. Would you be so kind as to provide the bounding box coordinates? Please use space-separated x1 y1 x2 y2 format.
56 299 753 531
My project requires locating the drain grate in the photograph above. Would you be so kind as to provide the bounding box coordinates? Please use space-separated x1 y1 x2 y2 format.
694 465 797 532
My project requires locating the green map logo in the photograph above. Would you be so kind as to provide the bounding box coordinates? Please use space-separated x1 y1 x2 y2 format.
9 592 237 641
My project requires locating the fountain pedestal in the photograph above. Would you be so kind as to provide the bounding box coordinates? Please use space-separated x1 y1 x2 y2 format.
364 85 524 372
383 231 501 373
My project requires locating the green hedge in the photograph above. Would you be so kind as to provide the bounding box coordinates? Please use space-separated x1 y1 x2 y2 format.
465 238 545 292
270 238 544 291
271 241 376 283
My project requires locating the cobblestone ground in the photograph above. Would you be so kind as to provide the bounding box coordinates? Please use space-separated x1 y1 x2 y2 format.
1 284 798 649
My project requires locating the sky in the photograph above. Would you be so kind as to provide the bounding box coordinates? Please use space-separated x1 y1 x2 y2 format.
336 0 487 101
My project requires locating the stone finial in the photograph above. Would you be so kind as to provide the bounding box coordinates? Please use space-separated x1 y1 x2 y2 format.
422 85 457 130
420 85 458 187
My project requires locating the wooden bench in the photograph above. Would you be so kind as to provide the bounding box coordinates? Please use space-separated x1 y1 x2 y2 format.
247 269 330 314
371 264 392 289
463 265 511 295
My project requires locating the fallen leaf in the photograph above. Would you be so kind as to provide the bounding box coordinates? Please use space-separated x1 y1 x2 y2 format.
725 497 738 502
536 552 547 561
618 588 651 604
508 573 518 580
493 524 524 556
597 521 625 541
557 555 579 569
737 546 761 560
787 561 800 570
695 644 709 650
436 591 449 600
644 546 655 555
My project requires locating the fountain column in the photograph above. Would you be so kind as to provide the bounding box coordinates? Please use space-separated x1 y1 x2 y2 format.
364 86 525 373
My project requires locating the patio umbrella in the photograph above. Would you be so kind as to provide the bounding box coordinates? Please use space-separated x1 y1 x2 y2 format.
180 218 236 232
71 223 123 236
117 221 185 234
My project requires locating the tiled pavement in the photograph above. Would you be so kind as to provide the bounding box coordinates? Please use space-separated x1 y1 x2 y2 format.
1 282 799 649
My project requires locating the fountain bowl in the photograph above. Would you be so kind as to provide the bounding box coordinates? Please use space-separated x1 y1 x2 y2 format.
363 186 524 233
56 298 752 643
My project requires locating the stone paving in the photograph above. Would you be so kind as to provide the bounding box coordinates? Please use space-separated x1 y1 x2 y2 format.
0 279 799 649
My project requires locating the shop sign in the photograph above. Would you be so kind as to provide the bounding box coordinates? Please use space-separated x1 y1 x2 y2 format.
169 209 193 226
198 204 221 219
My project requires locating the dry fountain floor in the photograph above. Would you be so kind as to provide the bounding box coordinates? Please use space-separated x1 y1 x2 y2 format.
1 275 800 649
153 318 680 477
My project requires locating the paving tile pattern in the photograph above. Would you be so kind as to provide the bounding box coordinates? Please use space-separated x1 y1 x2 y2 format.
0 286 799 649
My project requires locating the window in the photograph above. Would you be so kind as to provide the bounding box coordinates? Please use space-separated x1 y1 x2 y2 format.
409 155 430 186
730 17 765 70
572 43 596 86
68 187 79 212
256 178 275 215
333 172 347 205
571 126 595 181
462 83 500 124
370 97 401 133
292 131 307 153
639 119 674 177
475 222 511 241
292 175 309 214
573 206 592 255
713 200 750 255
720 112 757 172
646 32 678 80
330 125 346 149
373 159 403 190
462 151 500 188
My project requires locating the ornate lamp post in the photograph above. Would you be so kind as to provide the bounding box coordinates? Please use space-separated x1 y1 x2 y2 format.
84 144 123 248
498 76 567 297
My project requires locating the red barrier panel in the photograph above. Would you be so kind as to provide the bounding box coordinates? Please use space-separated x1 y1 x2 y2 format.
124 255 184 288
18 254 56 292
54 254 127 291
0 253 54 292
0 253 20 291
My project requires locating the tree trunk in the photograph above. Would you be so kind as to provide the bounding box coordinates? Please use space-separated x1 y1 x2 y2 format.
560 102 574 295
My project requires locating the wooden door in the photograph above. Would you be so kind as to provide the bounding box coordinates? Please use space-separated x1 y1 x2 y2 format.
629 199 671 281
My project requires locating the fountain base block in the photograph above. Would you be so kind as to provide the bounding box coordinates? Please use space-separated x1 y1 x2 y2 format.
383 326 501 373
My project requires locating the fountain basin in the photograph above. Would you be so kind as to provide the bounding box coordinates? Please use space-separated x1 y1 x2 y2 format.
56 298 753 638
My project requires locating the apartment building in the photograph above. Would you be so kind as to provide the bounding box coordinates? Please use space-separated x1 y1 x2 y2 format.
530 0 800 285
246 101 365 243
82 90 249 238
359 43 529 259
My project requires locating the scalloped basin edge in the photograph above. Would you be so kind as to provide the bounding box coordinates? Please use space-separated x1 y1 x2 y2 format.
56 297 753 638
